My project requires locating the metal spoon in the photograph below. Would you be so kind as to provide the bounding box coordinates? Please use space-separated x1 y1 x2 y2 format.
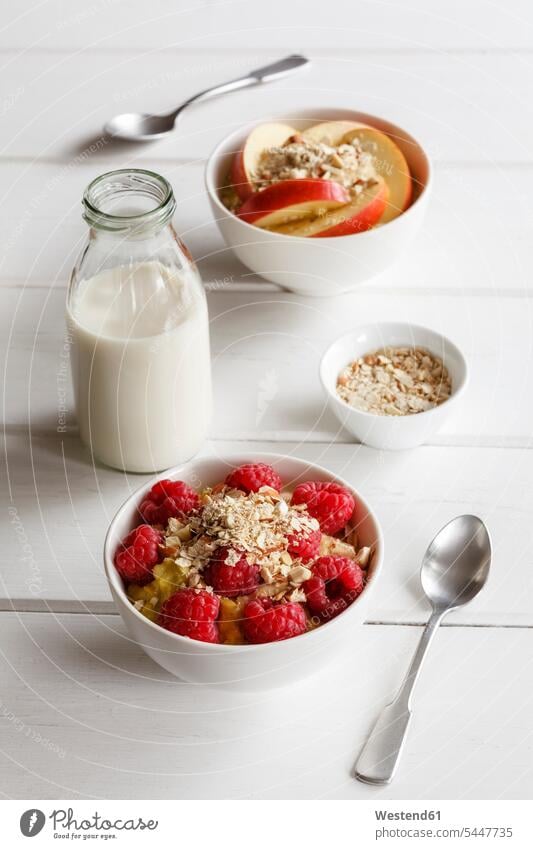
355 514 491 785
104 54 310 141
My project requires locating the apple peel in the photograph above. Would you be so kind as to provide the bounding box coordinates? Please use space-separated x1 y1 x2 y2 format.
341 126 412 224
230 122 296 202
302 120 371 147
270 177 389 238
237 179 350 229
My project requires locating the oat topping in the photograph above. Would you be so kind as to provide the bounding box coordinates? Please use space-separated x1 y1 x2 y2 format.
161 486 321 597
337 347 452 416
254 134 378 198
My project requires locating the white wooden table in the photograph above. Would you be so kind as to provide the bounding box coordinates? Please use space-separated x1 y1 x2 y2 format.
2 0 533 800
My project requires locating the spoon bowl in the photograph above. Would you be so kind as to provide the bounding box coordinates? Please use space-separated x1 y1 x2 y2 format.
421 514 491 610
105 112 175 141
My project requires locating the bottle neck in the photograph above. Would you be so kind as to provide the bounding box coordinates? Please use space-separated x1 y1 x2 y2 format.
82 169 176 237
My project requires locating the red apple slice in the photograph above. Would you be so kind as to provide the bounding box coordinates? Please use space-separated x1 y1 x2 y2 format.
302 120 370 146
342 127 412 224
230 122 296 201
237 179 350 229
270 178 388 238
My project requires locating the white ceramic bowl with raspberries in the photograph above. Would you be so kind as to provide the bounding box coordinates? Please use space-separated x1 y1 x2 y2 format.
104 453 384 690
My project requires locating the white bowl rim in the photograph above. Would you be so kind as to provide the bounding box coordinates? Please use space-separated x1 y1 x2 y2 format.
319 321 469 421
204 109 433 243
104 451 384 653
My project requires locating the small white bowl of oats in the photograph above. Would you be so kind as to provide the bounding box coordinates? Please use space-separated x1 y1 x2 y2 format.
320 322 468 450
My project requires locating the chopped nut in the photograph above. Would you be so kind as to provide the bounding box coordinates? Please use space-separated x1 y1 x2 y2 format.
260 565 274 584
187 570 201 588
259 485 280 497
224 549 241 566
356 546 372 568
162 539 181 557
255 580 289 598
250 136 378 199
289 564 312 584
319 534 357 559
288 587 306 603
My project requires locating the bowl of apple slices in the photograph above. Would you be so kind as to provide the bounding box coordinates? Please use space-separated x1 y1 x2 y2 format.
205 109 431 296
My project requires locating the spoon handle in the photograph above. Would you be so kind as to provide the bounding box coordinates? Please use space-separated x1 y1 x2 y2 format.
354 608 445 785
171 55 310 118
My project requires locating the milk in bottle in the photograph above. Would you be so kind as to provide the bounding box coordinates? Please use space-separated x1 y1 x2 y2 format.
67 170 211 472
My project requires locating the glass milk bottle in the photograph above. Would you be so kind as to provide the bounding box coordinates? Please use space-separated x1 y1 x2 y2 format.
67 169 211 473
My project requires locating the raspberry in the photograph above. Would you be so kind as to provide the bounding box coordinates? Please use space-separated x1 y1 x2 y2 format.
243 598 307 644
158 589 220 643
139 479 200 526
225 462 282 494
291 481 355 535
114 524 162 584
304 556 364 621
287 527 322 561
204 547 260 597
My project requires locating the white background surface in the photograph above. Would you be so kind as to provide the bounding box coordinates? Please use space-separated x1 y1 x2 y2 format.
2 0 533 800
